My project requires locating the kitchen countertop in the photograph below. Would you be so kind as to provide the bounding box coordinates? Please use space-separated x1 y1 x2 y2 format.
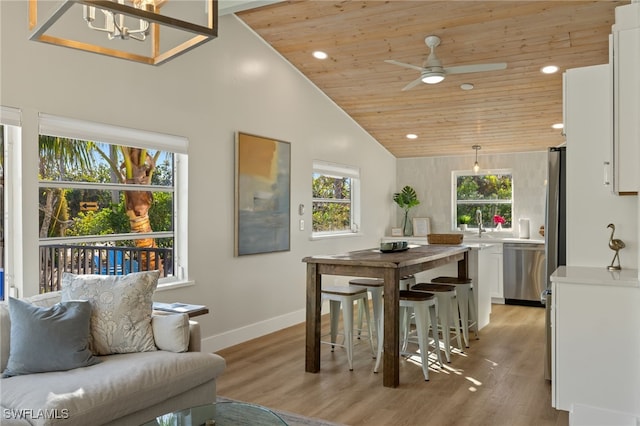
551 265 640 288
383 234 545 245
463 242 499 250
462 233 545 244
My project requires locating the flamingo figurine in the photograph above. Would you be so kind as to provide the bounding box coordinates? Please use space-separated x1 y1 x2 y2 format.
607 223 625 271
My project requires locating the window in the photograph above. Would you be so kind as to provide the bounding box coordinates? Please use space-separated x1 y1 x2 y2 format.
453 170 513 230
312 161 360 237
37 114 188 292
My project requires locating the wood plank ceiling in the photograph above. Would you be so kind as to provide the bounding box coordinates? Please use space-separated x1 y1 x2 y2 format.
236 1 626 158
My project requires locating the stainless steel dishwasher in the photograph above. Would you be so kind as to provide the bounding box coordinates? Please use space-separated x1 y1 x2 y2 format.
503 242 545 306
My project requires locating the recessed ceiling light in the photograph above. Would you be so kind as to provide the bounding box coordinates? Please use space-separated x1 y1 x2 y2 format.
312 51 328 60
552 123 564 129
541 65 559 74
460 83 474 90
406 134 418 139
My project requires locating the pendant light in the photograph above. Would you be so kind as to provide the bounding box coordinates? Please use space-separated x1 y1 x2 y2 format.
472 145 481 172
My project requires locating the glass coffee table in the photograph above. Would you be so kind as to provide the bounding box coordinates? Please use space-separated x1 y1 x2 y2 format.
143 401 288 426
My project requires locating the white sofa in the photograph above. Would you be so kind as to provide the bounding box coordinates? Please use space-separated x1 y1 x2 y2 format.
0 291 226 426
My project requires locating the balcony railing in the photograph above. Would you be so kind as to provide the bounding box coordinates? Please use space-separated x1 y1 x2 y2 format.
39 244 173 293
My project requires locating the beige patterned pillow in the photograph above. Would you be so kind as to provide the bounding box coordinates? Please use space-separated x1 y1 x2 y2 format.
61 271 160 355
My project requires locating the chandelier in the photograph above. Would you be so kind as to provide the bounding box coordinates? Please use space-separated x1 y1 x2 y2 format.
28 0 217 65
82 1 152 42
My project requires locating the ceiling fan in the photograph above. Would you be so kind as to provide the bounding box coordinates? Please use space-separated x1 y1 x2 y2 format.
385 35 507 91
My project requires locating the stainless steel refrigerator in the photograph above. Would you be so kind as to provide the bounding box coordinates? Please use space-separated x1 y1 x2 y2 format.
543 146 566 381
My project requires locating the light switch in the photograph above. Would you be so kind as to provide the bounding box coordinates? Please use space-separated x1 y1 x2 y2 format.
299 219 305 231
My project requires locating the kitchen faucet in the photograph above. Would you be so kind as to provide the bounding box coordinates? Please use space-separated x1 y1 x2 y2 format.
476 209 486 238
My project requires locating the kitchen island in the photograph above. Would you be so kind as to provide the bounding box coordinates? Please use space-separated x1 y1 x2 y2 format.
302 244 469 388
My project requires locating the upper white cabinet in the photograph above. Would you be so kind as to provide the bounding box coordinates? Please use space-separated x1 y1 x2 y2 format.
564 64 638 269
611 3 640 194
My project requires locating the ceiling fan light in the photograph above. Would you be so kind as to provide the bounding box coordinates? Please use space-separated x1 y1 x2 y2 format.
421 73 445 84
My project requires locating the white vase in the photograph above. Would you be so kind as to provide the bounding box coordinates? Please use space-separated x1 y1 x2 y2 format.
496 223 502 231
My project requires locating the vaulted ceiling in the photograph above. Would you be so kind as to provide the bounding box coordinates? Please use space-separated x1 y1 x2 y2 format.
236 1 626 158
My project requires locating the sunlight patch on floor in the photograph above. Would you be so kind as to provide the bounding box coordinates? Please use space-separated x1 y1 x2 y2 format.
484 358 498 367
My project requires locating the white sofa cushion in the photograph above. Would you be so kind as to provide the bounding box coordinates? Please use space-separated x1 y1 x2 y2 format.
61 271 159 355
1 350 226 426
152 313 190 352
2 298 99 378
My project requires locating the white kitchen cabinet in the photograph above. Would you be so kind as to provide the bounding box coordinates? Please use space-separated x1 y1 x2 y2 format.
551 266 640 418
564 64 638 269
611 3 640 194
482 243 503 303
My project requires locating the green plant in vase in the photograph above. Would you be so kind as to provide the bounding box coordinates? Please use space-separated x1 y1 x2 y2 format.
458 214 472 231
393 185 420 236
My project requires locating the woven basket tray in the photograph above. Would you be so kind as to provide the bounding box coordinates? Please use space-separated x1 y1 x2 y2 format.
427 233 464 245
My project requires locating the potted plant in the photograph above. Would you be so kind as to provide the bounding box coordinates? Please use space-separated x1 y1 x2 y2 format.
458 214 472 231
393 185 420 236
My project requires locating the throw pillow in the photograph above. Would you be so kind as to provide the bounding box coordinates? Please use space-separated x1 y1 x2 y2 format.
2 297 100 378
152 313 190 352
61 270 160 355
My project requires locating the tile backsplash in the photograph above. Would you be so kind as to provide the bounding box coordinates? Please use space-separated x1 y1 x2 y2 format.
396 151 548 238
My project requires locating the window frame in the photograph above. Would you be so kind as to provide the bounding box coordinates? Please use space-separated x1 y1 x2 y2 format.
37 114 189 287
0 106 22 299
311 160 361 239
451 169 513 231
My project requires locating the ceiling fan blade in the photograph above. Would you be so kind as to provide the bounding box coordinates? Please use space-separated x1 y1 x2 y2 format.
401 76 425 91
444 62 507 75
385 59 424 72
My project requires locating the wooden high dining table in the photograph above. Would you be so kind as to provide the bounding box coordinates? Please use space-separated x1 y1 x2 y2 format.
302 244 469 388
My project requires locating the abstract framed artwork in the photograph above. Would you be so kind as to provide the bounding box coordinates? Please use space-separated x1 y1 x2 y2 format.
235 132 291 256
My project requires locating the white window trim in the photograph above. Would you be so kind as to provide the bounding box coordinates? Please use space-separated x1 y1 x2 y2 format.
38 114 189 286
39 113 188 154
311 160 361 239
1 106 23 296
451 169 513 231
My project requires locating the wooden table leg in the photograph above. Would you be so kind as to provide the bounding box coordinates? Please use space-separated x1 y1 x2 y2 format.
382 268 400 387
458 250 469 279
305 263 321 373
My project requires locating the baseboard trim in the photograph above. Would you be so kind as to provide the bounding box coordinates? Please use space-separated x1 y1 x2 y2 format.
203 308 305 353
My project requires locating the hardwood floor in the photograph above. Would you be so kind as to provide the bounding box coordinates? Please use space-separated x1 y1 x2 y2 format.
216 304 569 426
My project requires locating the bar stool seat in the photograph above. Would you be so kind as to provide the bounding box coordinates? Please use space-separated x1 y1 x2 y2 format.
374 290 443 381
411 283 463 362
431 276 479 348
321 286 375 371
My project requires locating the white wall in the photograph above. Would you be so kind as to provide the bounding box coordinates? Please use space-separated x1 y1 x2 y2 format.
396 152 548 236
0 4 396 351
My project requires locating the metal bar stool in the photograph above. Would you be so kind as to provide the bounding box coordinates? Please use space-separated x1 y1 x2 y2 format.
349 278 384 351
321 286 375 371
374 290 443 381
352 275 415 349
431 276 479 348
410 283 463 362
